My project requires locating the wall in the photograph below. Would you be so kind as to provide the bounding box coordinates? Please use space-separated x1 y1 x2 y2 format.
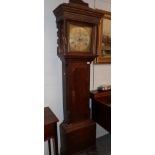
44 0 111 154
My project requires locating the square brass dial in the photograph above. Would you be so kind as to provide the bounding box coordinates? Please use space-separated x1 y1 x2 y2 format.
69 24 92 52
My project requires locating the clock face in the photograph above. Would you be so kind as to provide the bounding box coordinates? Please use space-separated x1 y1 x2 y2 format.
69 24 92 52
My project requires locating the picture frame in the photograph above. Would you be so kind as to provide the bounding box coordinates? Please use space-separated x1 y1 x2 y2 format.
94 10 111 64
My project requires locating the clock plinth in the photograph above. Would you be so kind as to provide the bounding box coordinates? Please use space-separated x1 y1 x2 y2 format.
60 120 96 155
53 2 103 155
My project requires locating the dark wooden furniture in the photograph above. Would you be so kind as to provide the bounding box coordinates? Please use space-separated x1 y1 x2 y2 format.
44 107 59 155
53 1 103 154
90 90 111 132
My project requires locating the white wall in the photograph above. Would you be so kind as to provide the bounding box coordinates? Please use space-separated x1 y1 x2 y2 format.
44 0 111 154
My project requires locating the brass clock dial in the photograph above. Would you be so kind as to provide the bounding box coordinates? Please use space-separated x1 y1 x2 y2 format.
69 24 92 52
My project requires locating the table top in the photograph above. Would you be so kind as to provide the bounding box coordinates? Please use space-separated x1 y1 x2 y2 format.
44 107 59 126
90 90 111 107
90 89 111 98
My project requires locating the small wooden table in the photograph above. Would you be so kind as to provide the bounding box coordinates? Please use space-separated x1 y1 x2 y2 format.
44 107 59 155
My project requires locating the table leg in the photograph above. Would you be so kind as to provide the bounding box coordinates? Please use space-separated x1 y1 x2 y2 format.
53 125 58 155
48 139 51 155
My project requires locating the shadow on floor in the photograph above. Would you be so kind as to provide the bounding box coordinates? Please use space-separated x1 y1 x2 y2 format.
77 134 111 155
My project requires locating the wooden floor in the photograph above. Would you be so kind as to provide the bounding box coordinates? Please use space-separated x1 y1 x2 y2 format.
77 134 111 155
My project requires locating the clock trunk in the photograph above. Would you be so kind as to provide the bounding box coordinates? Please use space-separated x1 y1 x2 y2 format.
62 61 90 123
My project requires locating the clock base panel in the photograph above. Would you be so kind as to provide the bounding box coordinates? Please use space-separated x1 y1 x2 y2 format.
60 120 96 155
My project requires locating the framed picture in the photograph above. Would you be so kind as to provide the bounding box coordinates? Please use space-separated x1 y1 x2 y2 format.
94 10 111 64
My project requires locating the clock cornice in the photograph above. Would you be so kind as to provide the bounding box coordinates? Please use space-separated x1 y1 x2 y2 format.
53 3 103 23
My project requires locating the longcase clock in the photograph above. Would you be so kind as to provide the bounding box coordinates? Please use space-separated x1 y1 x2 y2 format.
53 0 103 154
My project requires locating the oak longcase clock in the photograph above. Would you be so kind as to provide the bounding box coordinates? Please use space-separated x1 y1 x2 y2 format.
53 0 103 154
